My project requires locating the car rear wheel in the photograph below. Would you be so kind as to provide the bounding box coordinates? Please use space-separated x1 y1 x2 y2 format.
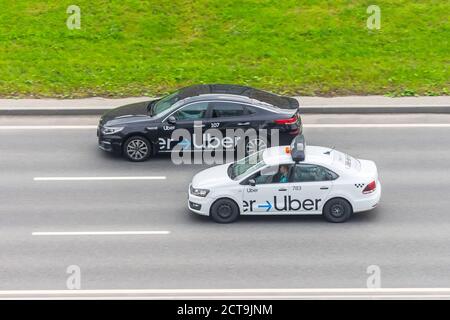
323 198 352 223
123 136 151 162
210 198 240 223
245 137 267 156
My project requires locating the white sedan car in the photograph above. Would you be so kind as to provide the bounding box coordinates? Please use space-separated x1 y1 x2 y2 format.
188 136 381 223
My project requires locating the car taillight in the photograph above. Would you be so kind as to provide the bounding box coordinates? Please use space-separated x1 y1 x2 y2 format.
274 114 297 125
362 180 376 194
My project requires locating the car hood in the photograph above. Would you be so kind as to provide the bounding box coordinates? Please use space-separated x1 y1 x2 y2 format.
100 101 154 124
191 163 232 189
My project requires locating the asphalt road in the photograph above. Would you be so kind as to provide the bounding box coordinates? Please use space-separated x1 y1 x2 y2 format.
1 114 450 296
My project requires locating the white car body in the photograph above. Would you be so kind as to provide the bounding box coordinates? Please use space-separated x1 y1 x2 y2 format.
188 144 381 220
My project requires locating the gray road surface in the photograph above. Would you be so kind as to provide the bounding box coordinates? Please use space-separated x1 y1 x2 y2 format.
0 114 450 296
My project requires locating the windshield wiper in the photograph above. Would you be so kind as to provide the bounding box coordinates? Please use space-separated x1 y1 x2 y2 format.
227 164 235 179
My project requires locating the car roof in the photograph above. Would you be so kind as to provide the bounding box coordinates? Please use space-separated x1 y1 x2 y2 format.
179 93 290 113
262 146 334 167
175 84 299 109
184 93 255 104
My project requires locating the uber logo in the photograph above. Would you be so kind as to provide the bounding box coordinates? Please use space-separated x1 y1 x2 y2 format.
243 196 322 213
274 196 321 212
159 137 175 150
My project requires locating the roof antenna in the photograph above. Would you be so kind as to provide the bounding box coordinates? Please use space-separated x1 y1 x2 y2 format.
324 146 335 155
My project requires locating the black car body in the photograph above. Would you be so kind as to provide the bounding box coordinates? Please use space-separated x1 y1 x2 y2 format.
98 84 302 161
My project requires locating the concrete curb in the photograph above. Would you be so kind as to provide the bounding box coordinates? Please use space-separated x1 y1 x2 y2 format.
0 96 449 115
1 105 450 116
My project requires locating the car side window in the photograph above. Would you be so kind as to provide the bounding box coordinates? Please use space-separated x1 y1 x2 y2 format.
250 165 293 184
292 164 338 182
245 106 259 115
173 102 208 120
210 102 246 118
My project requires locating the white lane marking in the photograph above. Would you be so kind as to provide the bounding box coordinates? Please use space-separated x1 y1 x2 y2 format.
32 231 170 236
1 124 450 130
33 176 166 181
4 295 450 300
1 288 450 299
0 125 97 130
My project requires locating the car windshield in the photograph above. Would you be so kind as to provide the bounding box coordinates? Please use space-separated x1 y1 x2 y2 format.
152 90 181 116
228 151 266 180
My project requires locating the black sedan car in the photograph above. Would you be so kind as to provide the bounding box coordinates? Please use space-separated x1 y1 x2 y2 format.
98 84 302 161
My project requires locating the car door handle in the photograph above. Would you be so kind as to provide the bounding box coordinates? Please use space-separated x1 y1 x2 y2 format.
320 186 329 190
237 122 250 126
278 188 288 191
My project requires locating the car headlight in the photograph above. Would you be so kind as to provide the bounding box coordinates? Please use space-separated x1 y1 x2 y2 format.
101 126 124 135
190 185 210 197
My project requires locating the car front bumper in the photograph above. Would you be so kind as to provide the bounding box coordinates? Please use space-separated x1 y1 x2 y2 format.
187 184 214 216
97 127 123 154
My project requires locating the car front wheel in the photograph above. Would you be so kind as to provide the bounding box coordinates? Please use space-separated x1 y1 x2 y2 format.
210 198 240 223
123 136 151 162
323 198 352 223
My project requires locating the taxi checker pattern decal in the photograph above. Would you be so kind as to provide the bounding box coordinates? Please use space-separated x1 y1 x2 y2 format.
354 183 366 188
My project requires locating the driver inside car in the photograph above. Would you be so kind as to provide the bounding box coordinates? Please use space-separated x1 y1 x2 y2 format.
274 165 290 183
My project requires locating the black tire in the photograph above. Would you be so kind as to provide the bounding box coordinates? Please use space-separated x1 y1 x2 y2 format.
323 198 353 223
210 198 240 223
123 136 152 162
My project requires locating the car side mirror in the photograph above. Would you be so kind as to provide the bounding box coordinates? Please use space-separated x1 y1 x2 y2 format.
248 179 256 186
167 116 176 125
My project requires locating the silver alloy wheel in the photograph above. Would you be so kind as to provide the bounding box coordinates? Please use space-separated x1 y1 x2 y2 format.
126 139 149 161
246 138 267 155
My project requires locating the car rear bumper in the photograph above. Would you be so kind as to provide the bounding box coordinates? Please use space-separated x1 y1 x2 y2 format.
353 181 382 212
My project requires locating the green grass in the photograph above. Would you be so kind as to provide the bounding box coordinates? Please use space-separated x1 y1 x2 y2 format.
0 0 448 97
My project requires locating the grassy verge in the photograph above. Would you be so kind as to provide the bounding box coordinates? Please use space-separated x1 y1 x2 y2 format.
0 0 448 97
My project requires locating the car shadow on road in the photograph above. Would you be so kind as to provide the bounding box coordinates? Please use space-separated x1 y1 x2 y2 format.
96 146 242 165
186 207 381 225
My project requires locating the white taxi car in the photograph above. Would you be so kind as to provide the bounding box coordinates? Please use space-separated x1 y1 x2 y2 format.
188 135 381 223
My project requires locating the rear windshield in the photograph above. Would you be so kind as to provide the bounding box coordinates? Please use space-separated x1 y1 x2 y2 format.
333 151 361 171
